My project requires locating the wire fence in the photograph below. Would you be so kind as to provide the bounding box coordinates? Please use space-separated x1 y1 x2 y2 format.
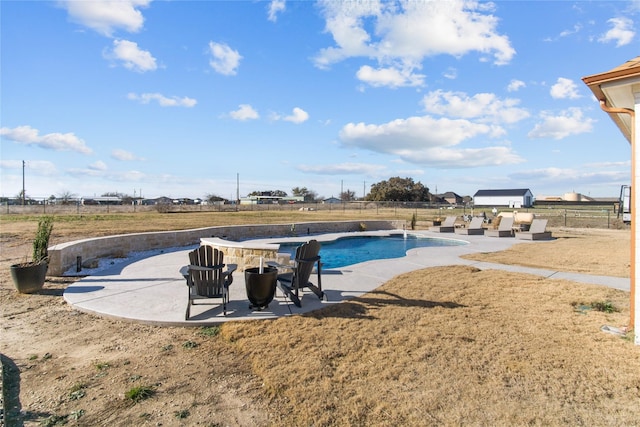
1 200 627 230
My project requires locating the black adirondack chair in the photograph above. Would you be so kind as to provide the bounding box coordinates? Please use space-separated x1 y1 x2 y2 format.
272 240 324 307
181 246 236 319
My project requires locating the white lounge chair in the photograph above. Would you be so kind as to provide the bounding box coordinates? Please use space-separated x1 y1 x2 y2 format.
516 218 552 240
455 217 485 235
429 216 457 232
485 216 514 237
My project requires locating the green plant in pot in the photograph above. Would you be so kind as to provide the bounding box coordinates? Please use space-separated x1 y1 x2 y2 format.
10 216 54 293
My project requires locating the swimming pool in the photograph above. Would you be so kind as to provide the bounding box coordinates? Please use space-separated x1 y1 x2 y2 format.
278 234 466 269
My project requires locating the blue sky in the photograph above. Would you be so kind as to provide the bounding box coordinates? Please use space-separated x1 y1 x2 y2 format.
1 0 638 201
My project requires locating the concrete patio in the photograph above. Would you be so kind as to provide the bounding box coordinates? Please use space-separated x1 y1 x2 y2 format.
63 230 630 326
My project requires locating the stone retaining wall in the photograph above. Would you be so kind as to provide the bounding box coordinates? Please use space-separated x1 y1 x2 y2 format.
200 237 287 272
47 220 403 276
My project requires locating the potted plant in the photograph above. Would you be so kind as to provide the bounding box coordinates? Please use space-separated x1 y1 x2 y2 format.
10 216 54 293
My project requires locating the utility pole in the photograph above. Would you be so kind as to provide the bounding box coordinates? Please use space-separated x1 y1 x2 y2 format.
236 173 240 211
22 160 25 206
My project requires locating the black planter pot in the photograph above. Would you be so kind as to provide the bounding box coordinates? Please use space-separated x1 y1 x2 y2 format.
10 262 48 293
244 267 278 310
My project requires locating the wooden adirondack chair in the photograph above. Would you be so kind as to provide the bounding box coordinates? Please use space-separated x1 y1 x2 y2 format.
272 240 323 307
182 245 237 319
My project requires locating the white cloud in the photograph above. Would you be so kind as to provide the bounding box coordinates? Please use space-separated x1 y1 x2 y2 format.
422 90 529 124
0 159 58 176
0 125 93 154
584 160 631 168
559 24 582 38
405 145 523 167
267 0 286 22
208 41 242 75
283 107 309 124
105 39 157 72
550 77 581 99
112 149 143 161
510 167 629 187
340 116 482 150
443 67 457 80
396 168 425 177
338 115 523 167
89 160 108 171
229 104 259 121
599 17 635 47
297 162 387 175
314 0 515 87
507 79 525 92
270 107 309 123
67 166 146 182
528 108 594 140
356 65 425 88
127 92 196 107
59 0 151 37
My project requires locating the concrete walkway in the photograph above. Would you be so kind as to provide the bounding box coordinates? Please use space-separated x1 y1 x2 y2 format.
63 230 630 327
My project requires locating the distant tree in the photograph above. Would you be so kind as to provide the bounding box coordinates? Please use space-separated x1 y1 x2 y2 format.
291 187 307 197
366 177 430 201
305 190 318 202
57 190 77 205
205 193 226 203
248 190 287 197
102 192 129 205
291 187 318 202
16 190 26 205
340 189 356 201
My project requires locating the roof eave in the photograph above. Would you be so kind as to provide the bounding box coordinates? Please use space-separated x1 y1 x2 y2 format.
582 58 640 144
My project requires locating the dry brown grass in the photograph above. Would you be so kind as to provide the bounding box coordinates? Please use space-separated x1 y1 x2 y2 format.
1 211 638 426
224 266 637 425
462 227 631 278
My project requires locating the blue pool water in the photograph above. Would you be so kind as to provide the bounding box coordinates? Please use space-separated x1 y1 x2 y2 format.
278 234 465 269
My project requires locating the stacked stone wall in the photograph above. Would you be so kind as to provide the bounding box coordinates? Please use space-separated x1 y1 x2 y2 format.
47 220 402 275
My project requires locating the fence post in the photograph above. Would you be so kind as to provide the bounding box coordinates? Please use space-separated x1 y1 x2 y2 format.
564 209 567 227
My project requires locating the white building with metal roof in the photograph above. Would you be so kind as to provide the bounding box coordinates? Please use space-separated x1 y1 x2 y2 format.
473 189 534 208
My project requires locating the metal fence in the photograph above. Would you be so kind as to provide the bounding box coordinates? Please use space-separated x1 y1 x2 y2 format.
1 200 627 230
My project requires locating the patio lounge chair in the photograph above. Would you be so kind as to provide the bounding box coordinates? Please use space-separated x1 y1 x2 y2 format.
455 216 485 235
429 215 457 232
516 218 552 240
269 239 323 307
181 246 237 320
485 216 514 237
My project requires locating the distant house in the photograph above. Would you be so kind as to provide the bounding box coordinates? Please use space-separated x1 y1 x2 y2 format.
435 191 464 206
81 196 122 205
473 189 534 208
322 197 341 204
240 195 304 205
140 196 172 205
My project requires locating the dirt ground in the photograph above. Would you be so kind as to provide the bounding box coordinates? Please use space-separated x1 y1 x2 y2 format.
1 214 638 426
